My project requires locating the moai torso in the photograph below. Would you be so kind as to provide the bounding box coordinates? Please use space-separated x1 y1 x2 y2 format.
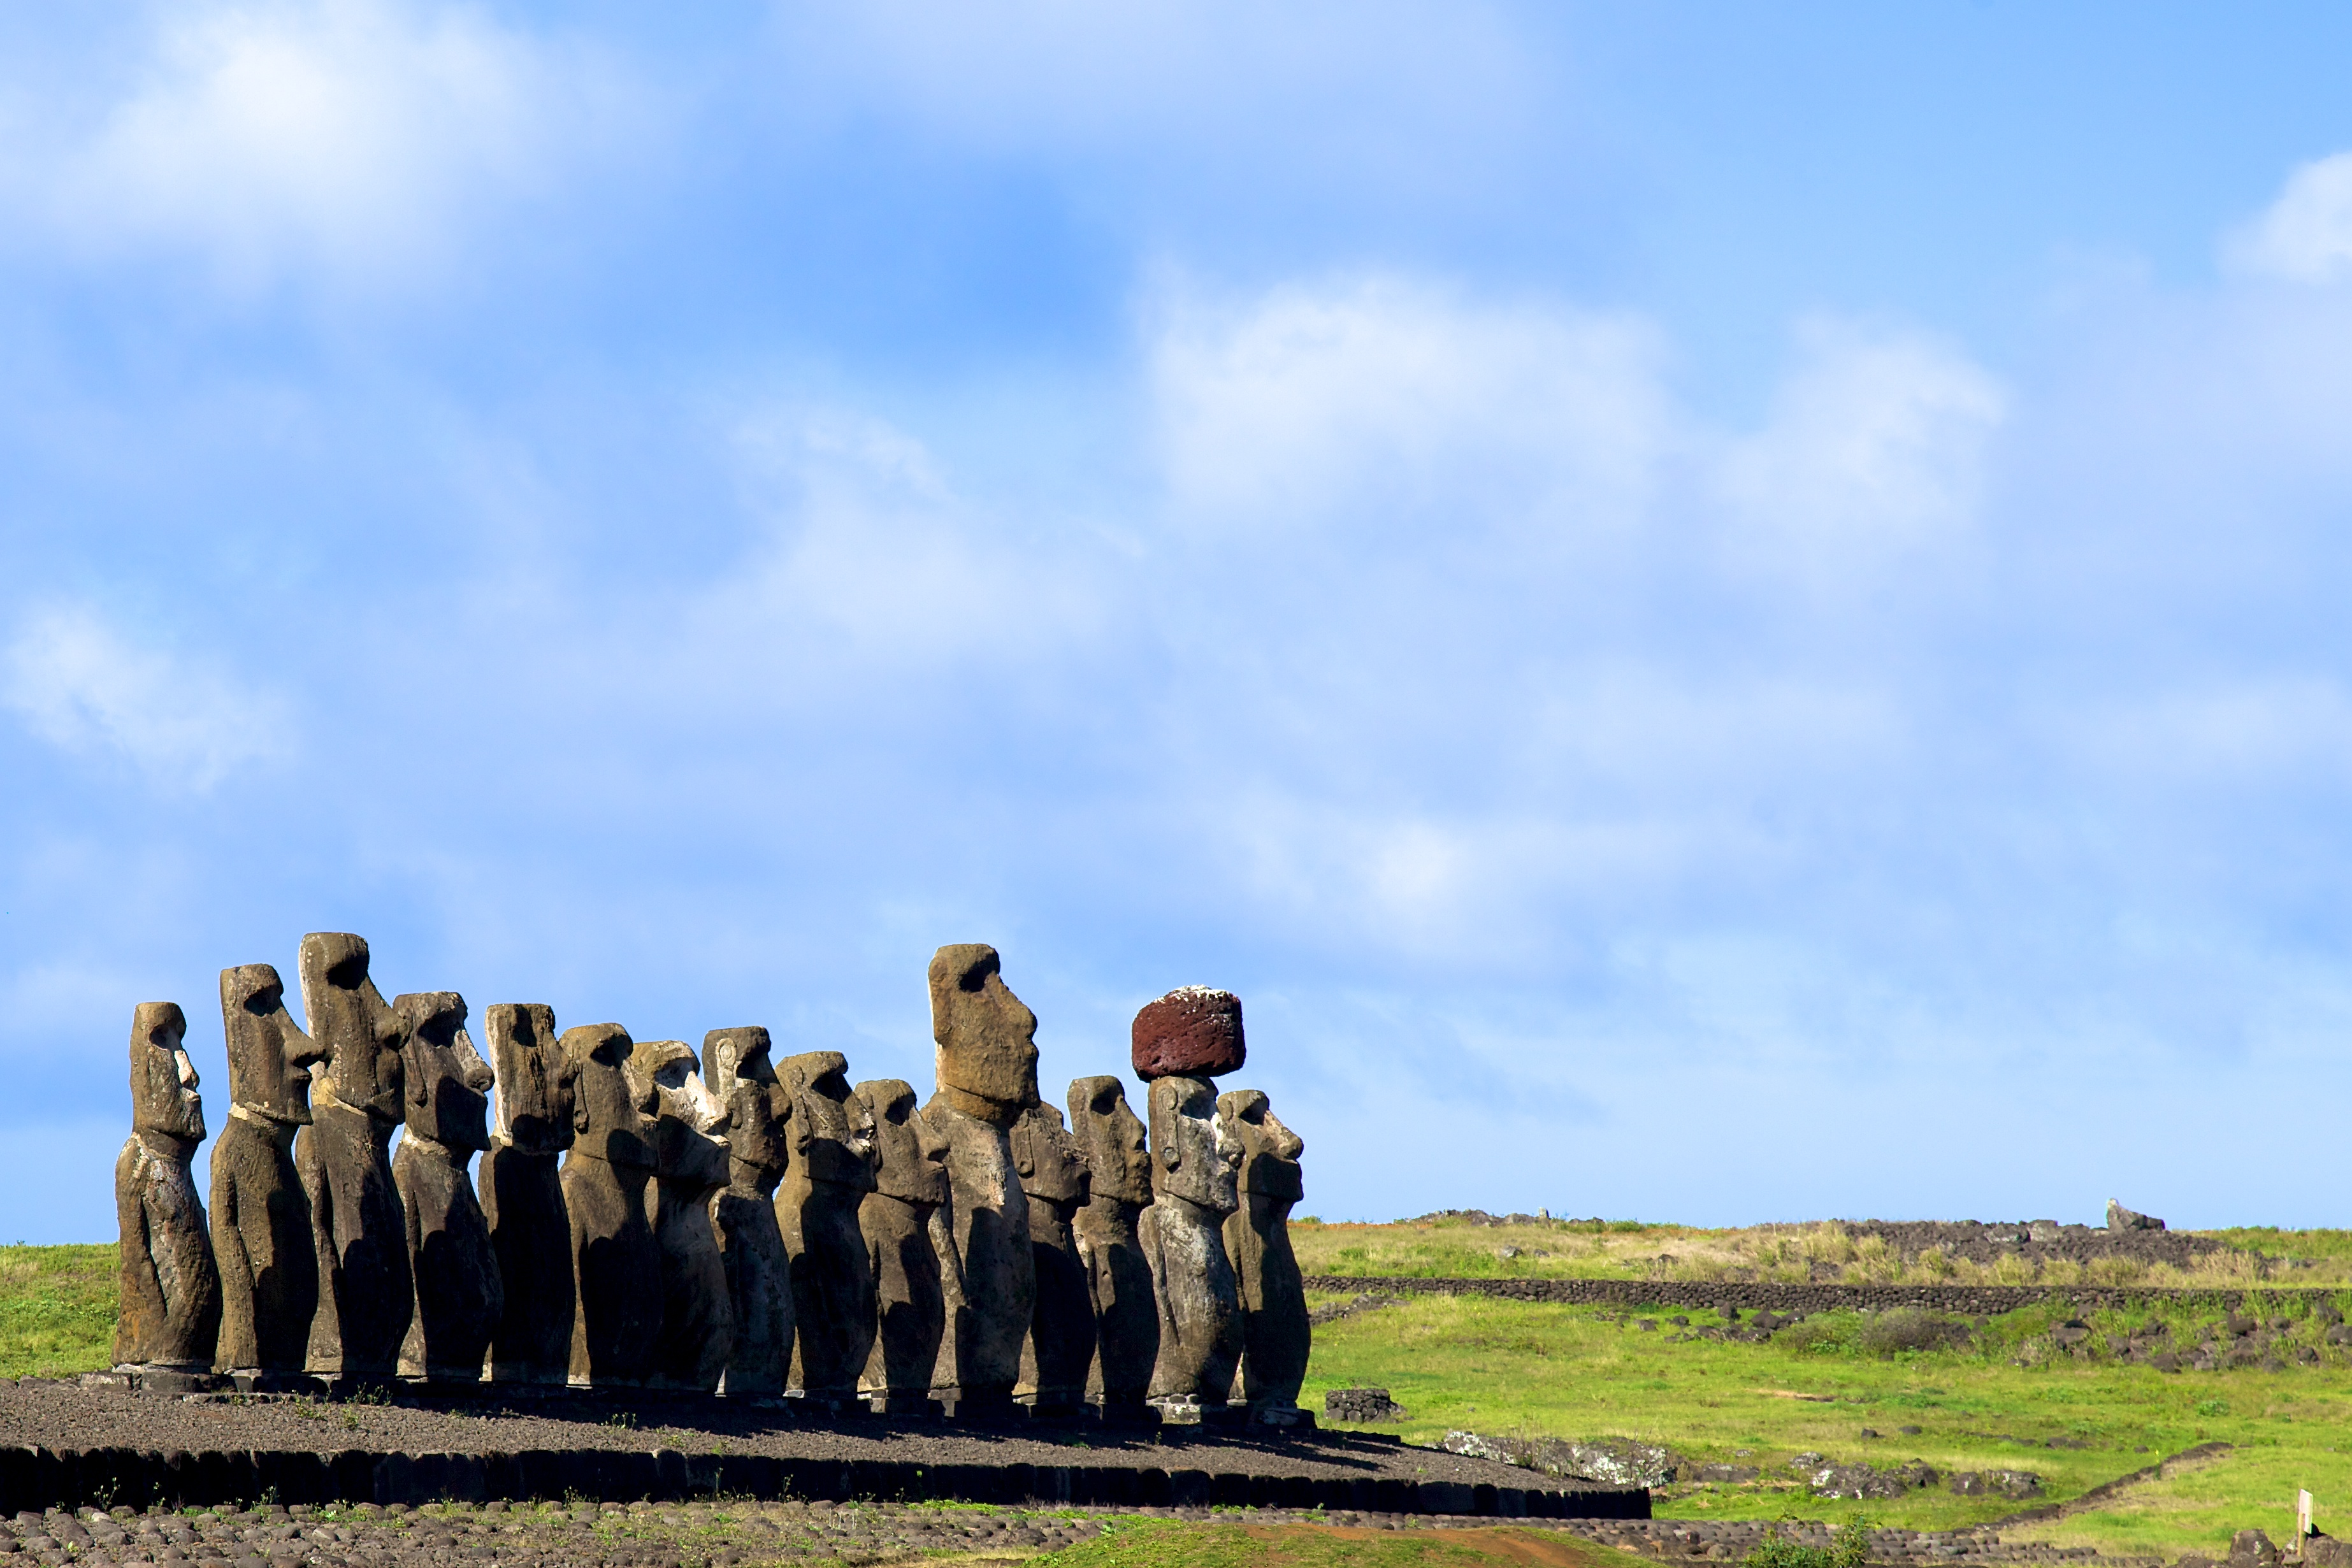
1013 1101 1094 1406
925 944 1039 1403
1218 1088 1309 1417
1068 1075 1157 1406
210 965 326 1376
559 1022 660 1386
294 932 414 1379
855 1078 949 1404
705 1026 793 1398
637 1040 734 1393
774 1051 876 1401
115 1002 222 1375
391 992 501 1383
1139 1074 1244 1406
479 1003 575 1384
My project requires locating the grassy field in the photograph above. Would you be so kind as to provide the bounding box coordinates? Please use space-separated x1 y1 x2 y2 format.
17 1233 2352 1560
1292 1216 2352 1290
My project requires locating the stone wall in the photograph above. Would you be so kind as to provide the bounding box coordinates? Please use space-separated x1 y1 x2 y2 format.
1301 1276 2341 1315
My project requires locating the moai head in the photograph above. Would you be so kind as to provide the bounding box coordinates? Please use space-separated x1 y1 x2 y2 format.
704 1027 788 1192
129 1002 205 1149
1147 1074 1238 1212
856 1079 947 1206
395 992 494 1151
298 932 406 1122
628 1040 732 1190
562 1023 654 1169
486 1003 574 1154
1216 1088 1304 1205
1067 1075 1151 1207
1010 1100 1089 1208
928 944 1040 1126
220 964 326 1125
778 1051 876 1190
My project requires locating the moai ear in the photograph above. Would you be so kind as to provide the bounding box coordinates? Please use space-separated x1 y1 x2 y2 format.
1151 1087 1182 1171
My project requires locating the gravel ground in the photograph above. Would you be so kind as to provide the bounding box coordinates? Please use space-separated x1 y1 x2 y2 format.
0 1498 2177 1567
0 1380 1559 1490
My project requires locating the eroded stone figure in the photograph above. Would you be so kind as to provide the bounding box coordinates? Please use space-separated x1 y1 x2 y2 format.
1139 1074 1243 1409
924 944 1039 1409
392 992 501 1383
1218 1088 1309 1421
560 1022 661 1386
1013 1100 1093 1409
635 1039 734 1392
855 1078 949 1410
479 1003 575 1384
294 932 414 1380
703 1026 794 1398
774 1051 876 1404
211 965 326 1377
1067 1074 1157 1409
115 1002 222 1380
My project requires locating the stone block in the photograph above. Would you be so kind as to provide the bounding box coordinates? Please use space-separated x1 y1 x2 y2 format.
1131 988 1245 1081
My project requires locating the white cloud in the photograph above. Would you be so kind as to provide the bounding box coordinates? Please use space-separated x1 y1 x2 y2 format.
1151 273 1671 536
1713 319 2005 583
3 604 288 789
2225 151 2352 283
41 0 630 290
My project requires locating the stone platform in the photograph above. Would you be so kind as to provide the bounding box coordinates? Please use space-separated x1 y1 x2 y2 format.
0 1381 1647 1520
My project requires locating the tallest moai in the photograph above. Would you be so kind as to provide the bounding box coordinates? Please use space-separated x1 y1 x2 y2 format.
923 943 1040 1413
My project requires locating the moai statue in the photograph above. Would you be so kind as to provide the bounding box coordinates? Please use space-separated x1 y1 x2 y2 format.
211 965 326 1381
924 944 1039 1412
633 1039 734 1393
1132 984 1247 1414
854 1079 950 1412
1067 1075 1157 1413
774 1051 877 1408
1012 1101 1093 1411
560 1022 661 1386
479 1003 575 1384
115 1002 222 1385
391 992 501 1383
1218 1088 1309 1423
703 1026 794 1398
294 932 413 1382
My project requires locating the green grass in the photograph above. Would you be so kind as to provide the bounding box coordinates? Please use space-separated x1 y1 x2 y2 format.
0 1243 117 1376
1051 1517 1650 1567
1307 1290 2352 1558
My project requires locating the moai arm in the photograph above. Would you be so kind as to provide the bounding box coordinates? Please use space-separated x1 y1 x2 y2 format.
210 1167 256 1371
115 1145 163 1360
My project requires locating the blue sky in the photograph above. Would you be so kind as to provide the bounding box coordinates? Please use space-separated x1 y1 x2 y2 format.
8 3 2352 1241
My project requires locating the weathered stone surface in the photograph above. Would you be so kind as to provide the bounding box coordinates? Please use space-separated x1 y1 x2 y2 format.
559 1022 660 1387
1218 1088 1309 1418
115 1002 221 1372
634 1040 734 1393
294 932 414 1379
704 1026 793 1398
391 992 501 1383
929 944 1040 1126
1139 1074 1243 1406
774 1051 876 1400
1130 988 1245 1082
926 945 1040 1403
1013 1101 1093 1407
856 1079 950 1404
1068 1075 1157 1407
2107 1199 2165 1232
210 964 326 1374
480 1002 575 1385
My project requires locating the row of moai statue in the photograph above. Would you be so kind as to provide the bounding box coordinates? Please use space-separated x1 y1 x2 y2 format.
115 937 1310 1423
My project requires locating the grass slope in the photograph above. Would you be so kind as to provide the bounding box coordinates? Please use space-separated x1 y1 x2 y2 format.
1308 1290 2352 1558
1054 1520 1654 1568
0 1244 115 1377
